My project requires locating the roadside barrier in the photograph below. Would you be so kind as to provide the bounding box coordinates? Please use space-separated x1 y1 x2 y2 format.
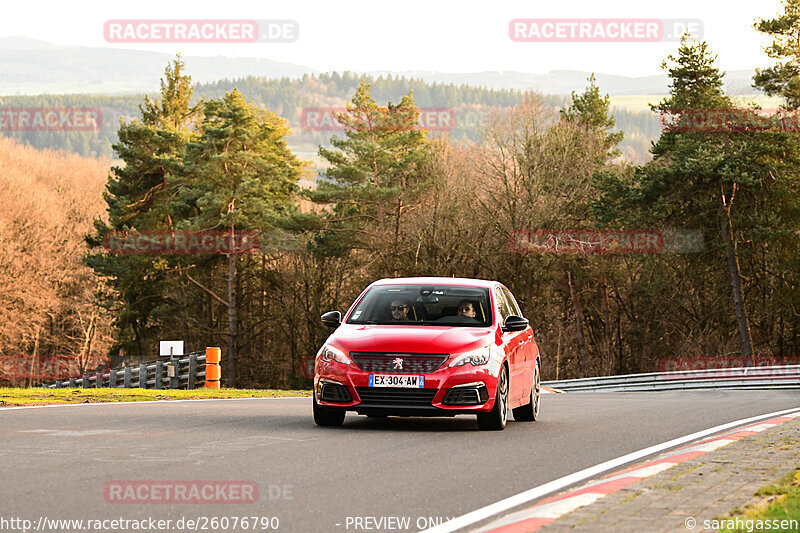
42 347 223 390
543 364 800 392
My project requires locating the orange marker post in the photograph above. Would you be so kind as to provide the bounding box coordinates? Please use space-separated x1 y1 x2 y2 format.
205 347 222 389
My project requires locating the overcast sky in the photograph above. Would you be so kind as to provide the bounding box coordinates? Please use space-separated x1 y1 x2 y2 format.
1 0 786 76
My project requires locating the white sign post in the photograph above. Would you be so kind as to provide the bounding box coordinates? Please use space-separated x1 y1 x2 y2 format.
159 340 184 358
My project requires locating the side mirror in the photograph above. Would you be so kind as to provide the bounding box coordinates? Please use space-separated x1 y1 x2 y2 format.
321 311 342 328
503 315 529 332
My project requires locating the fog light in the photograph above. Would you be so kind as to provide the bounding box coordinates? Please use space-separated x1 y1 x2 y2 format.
319 381 351 403
443 383 489 405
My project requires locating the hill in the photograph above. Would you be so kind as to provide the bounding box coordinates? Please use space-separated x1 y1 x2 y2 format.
0 37 761 96
0 72 659 163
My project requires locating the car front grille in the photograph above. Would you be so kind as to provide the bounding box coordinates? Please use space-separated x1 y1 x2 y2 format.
350 352 448 374
355 387 438 407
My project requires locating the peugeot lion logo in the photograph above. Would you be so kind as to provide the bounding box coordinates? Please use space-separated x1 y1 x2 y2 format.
392 357 404 370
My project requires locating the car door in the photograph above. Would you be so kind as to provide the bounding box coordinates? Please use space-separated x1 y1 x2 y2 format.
501 286 535 398
494 286 525 403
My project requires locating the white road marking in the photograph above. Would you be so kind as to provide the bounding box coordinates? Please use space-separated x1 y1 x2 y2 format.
18 429 131 436
420 406 800 533
741 423 778 432
527 493 604 518
478 493 603 530
593 462 675 483
683 438 736 453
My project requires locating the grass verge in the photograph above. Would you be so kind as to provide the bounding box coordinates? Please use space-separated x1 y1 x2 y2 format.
720 467 800 532
0 387 312 407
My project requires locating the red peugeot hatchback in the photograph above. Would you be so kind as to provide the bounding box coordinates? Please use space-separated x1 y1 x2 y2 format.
313 277 541 430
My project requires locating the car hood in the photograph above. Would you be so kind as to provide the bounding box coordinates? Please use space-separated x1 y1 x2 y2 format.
328 324 495 355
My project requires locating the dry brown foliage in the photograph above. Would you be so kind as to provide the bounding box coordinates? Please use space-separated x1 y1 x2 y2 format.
0 137 112 385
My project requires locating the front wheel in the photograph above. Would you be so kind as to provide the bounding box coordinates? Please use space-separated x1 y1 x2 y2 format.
477 365 508 430
513 360 540 422
313 394 346 427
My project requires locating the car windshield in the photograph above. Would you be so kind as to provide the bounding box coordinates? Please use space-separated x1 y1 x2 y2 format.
346 284 492 327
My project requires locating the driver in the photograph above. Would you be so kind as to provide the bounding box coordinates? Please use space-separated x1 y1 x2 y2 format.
457 300 478 319
390 300 410 321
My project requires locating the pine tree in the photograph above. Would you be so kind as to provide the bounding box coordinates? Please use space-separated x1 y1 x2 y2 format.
754 0 800 108
306 80 431 274
180 89 302 385
613 35 800 365
560 76 626 375
561 74 624 159
86 56 200 356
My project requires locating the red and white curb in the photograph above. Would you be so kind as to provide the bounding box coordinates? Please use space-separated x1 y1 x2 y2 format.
420 407 800 533
541 387 564 394
474 411 800 532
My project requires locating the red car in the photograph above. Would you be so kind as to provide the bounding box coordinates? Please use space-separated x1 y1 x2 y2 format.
313 277 541 430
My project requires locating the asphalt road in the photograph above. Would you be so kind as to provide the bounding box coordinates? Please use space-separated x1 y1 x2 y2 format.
1 391 799 533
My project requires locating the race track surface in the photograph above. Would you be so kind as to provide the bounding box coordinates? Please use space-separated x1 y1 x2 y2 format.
2 391 799 532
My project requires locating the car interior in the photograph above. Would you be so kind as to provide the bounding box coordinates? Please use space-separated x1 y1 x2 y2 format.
349 286 491 326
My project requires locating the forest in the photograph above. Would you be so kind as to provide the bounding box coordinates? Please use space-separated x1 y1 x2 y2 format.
1 7 799 388
0 72 659 163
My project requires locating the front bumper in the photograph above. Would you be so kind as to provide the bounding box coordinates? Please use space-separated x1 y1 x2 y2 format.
314 359 500 415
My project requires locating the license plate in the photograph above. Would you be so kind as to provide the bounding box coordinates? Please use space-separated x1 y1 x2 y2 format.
369 374 425 388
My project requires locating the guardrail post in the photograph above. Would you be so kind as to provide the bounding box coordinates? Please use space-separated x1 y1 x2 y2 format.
169 360 179 389
82 376 88 388
110 369 118 388
188 353 197 389
139 364 147 388
95 373 102 388
124 366 131 388
155 361 163 389
205 347 221 389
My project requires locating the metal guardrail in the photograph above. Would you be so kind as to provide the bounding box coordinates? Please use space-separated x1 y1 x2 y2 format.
42 351 207 390
543 365 800 392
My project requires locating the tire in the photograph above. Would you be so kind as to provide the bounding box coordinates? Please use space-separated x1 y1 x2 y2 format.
477 365 509 431
513 360 541 422
313 394 346 427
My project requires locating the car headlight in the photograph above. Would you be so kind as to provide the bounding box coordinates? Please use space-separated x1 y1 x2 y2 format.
449 346 491 367
317 344 352 365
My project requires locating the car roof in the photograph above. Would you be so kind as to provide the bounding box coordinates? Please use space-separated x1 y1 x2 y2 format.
370 277 498 289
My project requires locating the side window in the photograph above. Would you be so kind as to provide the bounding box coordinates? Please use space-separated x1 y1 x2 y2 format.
494 287 512 323
501 286 522 317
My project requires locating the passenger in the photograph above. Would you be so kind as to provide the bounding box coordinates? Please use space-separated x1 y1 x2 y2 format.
390 300 410 321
